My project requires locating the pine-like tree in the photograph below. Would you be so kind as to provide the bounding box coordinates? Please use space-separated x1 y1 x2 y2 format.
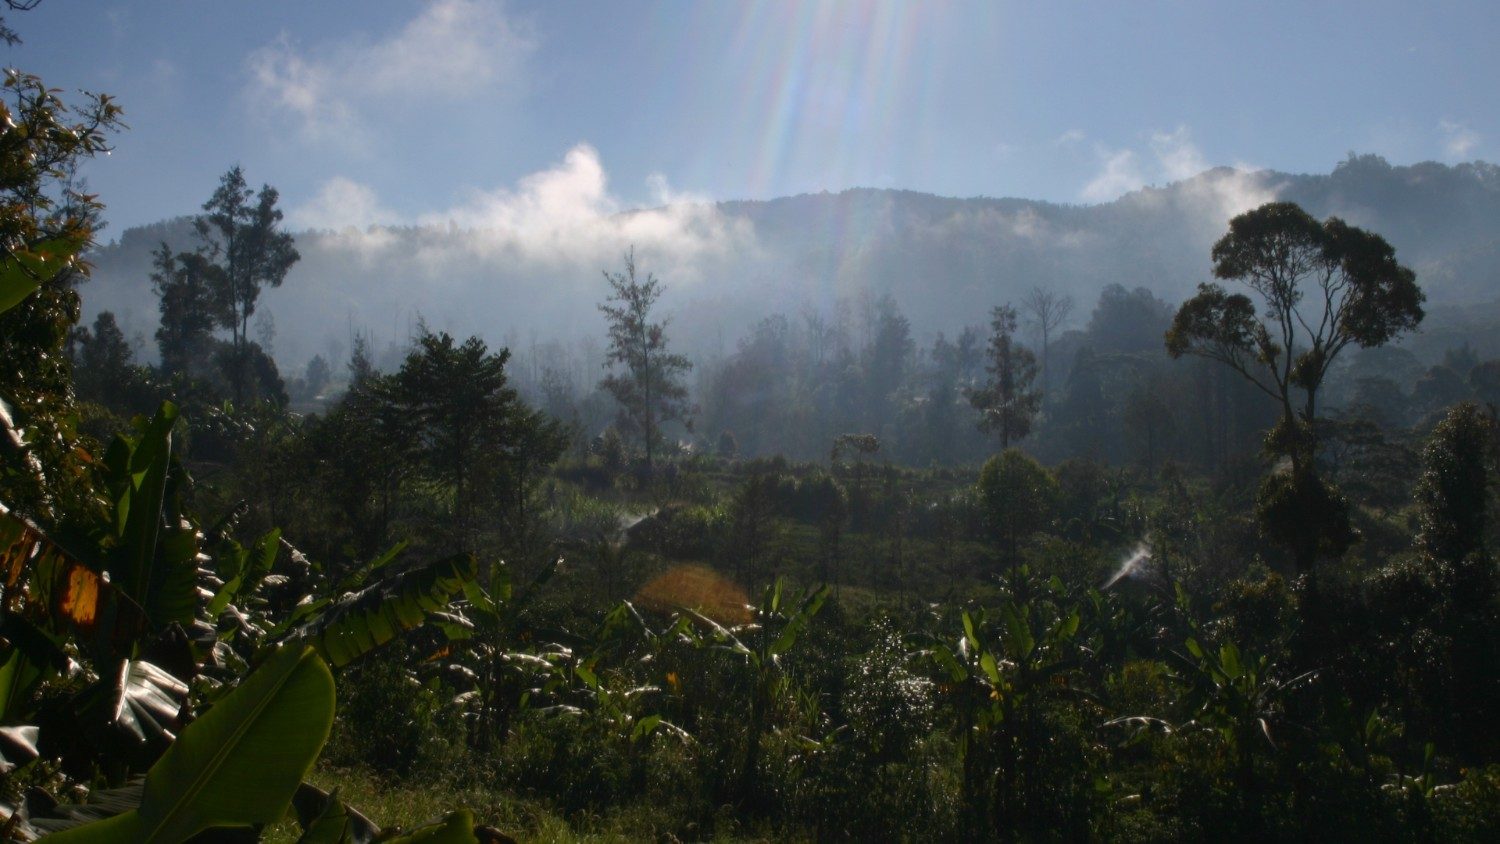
598 248 692 473
969 304 1041 449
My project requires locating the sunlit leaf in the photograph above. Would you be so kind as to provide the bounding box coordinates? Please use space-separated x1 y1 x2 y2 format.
288 553 477 668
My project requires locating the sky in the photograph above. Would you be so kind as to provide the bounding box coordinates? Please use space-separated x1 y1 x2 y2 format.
11 0 1498 236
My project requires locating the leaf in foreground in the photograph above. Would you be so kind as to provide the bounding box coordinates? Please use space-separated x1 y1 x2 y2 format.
45 644 334 842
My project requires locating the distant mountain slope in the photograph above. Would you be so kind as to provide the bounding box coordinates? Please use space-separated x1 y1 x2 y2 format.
80 155 1500 368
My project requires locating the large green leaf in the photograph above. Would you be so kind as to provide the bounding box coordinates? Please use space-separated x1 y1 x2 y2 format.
768 584 827 657
382 810 480 843
291 784 380 844
206 528 281 618
46 644 335 842
103 403 184 622
0 238 80 315
288 553 477 668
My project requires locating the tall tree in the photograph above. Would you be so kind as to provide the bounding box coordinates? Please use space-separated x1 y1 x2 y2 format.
598 248 692 473
151 243 225 378
191 166 300 401
969 304 1041 449
1020 286 1074 394
1166 201 1424 572
1087 284 1174 354
69 311 142 410
1415 401 1496 568
977 448 1059 573
861 295 914 431
1410 401 1500 759
390 331 518 551
0 60 123 518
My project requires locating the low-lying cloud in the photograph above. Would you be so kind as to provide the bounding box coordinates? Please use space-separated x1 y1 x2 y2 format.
1080 125 1277 221
298 144 760 283
1440 119 1480 160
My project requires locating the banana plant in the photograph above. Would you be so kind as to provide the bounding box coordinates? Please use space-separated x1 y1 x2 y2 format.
1 399 485 821
1106 634 1316 816
0 402 217 780
276 550 477 669
28 644 488 843
921 579 1086 837
1175 637 1317 765
524 601 695 753
38 643 334 842
683 578 828 808
436 556 567 752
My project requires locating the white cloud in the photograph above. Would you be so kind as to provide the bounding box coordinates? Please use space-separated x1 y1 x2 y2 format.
426 144 756 273
300 144 757 285
1078 126 1276 218
1439 119 1480 160
246 0 534 147
1150 125 1209 181
1055 129 1085 146
1081 147 1144 202
290 177 398 231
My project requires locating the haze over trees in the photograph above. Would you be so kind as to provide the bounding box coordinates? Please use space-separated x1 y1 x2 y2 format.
598 249 693 474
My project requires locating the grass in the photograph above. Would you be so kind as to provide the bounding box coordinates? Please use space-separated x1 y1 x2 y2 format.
263 763 801 843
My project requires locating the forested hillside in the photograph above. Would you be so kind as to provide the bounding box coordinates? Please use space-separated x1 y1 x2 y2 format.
81 156 1500 370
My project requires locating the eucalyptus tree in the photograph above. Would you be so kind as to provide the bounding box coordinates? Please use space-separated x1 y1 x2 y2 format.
1020 286 1074 393
1166 201 1423 571
189 167 300 402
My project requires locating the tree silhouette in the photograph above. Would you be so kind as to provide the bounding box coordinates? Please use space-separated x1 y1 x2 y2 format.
978 448 1058 572
152 243 225 379
191 167 300 402
969 304 1041 449
1020 286 1073 394
1167 201 1423 571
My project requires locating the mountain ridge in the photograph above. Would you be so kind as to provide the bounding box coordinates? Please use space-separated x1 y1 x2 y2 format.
81 155 1500 369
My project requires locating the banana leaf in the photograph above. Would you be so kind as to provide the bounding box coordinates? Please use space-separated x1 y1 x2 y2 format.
287 553 477 668
0 724 38 773
103 403 200 631
382 810 480 843
291 783 380 844
1 502 149 666
44 644 334 842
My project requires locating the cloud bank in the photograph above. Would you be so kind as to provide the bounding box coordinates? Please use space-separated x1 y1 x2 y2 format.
297 144 759 284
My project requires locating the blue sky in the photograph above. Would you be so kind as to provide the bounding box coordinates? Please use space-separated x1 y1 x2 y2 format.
13 0 1497 235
